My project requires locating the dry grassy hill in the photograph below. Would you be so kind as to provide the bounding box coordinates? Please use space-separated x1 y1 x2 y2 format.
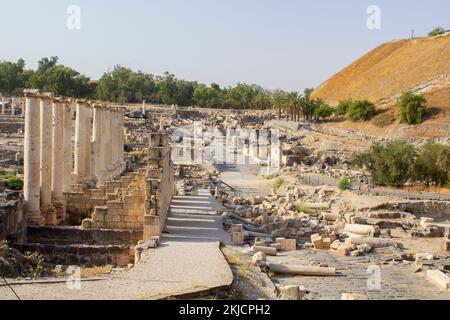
312 34 450 139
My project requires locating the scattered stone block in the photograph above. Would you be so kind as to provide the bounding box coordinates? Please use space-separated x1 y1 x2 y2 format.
231 232 245 245
311 234 323 249
270 243 281 251
337 244 350 256
330 240 341 251
251 251 267 268
278 285 306 300
426 270 450 290
415 253 434 262
341 293 368 300
322 237 332 250
284 239 297 251
252 245 277 256
231 224 244 233
276 237 286 249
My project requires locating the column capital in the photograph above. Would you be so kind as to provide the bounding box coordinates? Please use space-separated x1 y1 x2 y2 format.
40 92 54 100
53 96 69 104
75 98 89 106
23 89 42 98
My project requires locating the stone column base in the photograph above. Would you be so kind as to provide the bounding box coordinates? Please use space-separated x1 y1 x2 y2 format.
53 200 67 225
27 210 45 226
41 205 57 226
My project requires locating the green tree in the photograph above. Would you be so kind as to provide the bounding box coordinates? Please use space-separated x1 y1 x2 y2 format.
299 88 315 121
352 141 417 186
428 27 445 37
398 91 427 125
335 99 352 116
272 90 288 118
415 144 450 186
0 59 30 95
314 103 334 121
347 99 376 121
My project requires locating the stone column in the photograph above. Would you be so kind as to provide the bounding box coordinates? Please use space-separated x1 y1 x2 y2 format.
62 100 73 193
11 98 15 116
1 95 5 115
23 89 44 225
93 105 105 185
74 100 91 184
40 92 56 224
105 108 113 178
118 108 125 170
51 97 66 222
21 101 25 117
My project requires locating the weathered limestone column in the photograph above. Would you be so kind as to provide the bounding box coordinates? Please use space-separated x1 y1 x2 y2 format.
74 100 91 184
62 100 73 193
1 95 5 115
93 105 106 185
21 101 25 118
118 108 125 170
40 92 56 224
105 108 114 178
23 89 44 225
86 103 97 186
51 97 66 222
11 98 15 116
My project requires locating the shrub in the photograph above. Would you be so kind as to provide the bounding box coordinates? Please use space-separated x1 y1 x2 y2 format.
347 100 376 122
372 113 395 128
272 177 285 190
0 175 23 190
338 177 351 190
297 204 309 214
428 27 445 37
398 91 426 125
414 144 450 186
352 141 417 186
6 176 23 190
335 99 352 116
314 104 334 120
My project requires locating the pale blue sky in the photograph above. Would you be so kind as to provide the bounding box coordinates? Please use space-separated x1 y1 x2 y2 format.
0 0 448 90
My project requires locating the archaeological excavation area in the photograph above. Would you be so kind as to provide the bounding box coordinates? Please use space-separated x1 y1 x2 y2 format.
0 98 449 300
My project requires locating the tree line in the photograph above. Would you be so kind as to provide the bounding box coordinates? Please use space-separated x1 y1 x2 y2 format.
0 57 278 109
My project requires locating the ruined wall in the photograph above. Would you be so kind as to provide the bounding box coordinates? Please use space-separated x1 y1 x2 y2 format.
0 190 26 242
398 201 450 219
143 132 174 239
90 168 147 230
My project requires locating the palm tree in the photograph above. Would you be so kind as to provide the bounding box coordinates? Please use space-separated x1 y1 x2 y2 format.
272 90 288 119
299 88 315 121
286 91 302 122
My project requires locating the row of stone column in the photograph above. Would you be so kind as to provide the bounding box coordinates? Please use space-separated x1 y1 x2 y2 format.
23 89 125 225
0 95 24 116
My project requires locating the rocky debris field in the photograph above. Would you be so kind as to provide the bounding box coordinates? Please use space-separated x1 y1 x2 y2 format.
215 182 450 299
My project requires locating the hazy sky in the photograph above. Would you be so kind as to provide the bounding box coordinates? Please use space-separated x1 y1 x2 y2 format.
1 0 448 91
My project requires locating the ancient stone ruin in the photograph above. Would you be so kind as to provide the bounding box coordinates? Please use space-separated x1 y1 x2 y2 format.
2 89 175 267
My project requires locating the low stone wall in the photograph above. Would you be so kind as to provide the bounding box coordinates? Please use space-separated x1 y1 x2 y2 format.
398 201 450 219
11 243 133 267
265 120 309 133
26 226 142 246
0 191 26 242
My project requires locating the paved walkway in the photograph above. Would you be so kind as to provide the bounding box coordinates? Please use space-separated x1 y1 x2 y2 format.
0 190 233 300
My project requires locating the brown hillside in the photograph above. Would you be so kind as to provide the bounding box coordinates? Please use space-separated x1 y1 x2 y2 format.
312 35 450 139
